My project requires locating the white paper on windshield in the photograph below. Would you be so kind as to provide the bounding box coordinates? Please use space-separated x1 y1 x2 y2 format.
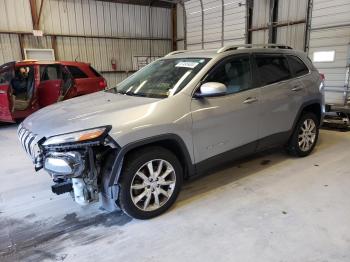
175 61 199 69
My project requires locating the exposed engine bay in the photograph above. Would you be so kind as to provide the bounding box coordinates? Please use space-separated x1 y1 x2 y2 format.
43 139 119 210
17 122 120 211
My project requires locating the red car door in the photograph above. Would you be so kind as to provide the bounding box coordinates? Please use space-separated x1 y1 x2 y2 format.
0 62 15 122
65 65 106 95
37 64 63 107
60 67 76 100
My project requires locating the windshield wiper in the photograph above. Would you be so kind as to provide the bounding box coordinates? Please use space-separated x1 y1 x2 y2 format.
116 90 147 97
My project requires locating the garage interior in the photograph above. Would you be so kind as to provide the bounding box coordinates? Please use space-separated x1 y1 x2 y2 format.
0 0 350 261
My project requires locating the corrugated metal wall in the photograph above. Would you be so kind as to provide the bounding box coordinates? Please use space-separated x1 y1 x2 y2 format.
0 0 33 32
250 0 308 50
183 0 309 51
0 0 173 87
308 0 350 105
55 37 171 72
38 0 171 38
276 0 308 50
0 34 22 63
184 0 246 50
251 0 269 44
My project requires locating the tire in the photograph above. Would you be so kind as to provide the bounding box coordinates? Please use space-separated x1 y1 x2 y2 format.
118 146 183 219
287 112 319 157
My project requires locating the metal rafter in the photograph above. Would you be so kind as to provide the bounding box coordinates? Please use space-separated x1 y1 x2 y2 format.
96 0 177 8
29 0 45 30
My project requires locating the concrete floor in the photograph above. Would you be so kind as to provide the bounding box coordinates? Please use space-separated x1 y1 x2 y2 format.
0 123 349 262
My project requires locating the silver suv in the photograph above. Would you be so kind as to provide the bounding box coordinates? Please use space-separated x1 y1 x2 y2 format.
18 44 325 219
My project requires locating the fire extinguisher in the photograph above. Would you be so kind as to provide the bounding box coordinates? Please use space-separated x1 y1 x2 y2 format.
111 58 117 70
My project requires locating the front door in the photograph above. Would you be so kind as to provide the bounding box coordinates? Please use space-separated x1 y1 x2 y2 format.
191 55 260 166
38 64 63 107
0 62 15 122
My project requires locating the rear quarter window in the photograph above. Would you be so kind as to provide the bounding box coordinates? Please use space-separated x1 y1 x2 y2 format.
67 66 88 79
287 55 309 77
88 66 102 77
255 54 292 86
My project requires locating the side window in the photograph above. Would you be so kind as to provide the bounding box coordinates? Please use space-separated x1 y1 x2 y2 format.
61 69 73 95
89 66 102 77
205 56 252 94
255 55 292 86
67 66 88 79
40 65 61 81
0 70 12 85
287 55 309 77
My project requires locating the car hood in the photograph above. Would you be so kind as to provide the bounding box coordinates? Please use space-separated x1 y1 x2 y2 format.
23 91 161 137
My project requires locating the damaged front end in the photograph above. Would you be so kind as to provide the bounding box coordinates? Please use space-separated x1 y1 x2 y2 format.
18 124 120 210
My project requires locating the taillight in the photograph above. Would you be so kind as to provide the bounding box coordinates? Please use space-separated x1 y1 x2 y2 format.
319 73 325 81
319 73 325 92
99 79 107 89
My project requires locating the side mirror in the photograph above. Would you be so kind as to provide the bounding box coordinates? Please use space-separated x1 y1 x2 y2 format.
195 82 227 98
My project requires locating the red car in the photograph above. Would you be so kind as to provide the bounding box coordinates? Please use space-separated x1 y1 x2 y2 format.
0 60 107 123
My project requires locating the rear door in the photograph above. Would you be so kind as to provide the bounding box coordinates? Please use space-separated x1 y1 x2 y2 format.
253 53 306 150
38 64 63 107
59 66 76 100
66 65 105 95
0 62 15 122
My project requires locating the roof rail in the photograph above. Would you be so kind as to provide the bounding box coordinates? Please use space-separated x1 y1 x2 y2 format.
217 44 293 53
165 50 187 57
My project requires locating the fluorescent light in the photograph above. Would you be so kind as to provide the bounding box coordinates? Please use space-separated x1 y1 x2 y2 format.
313 51 335 62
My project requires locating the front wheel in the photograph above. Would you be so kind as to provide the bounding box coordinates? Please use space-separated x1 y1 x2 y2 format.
287 112 319 157
118 146 183 219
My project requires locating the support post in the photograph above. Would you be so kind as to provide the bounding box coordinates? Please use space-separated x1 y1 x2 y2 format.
199 0 204 49
246 0 253 44
172 5 177 51
51 35 58 60
304 0 313 52
183 2 187 49
268 0 278 44
18 34 25 60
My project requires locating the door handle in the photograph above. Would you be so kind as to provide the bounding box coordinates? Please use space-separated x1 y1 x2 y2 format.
292 85 304 91
243 97 258 104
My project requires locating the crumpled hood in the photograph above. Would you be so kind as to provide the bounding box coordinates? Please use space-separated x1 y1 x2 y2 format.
23 91 160 137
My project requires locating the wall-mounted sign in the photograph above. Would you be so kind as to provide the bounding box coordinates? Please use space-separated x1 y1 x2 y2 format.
32 30 43 37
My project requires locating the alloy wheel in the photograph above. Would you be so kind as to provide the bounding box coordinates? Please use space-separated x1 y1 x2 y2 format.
130 159 176 212
298 118 317 152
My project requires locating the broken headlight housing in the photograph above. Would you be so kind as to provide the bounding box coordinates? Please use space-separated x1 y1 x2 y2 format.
42 126 111 147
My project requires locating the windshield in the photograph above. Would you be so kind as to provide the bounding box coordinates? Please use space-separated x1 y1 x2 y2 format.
107 58 210 98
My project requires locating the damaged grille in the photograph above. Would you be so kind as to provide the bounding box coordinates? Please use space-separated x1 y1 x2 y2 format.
17 124 43 169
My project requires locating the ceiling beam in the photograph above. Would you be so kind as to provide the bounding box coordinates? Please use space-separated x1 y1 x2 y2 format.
29 0 39 30
96 0 175 8
29 0 45 30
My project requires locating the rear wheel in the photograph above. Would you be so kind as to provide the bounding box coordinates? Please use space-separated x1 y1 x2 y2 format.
287 112 319 157
118 146 183 219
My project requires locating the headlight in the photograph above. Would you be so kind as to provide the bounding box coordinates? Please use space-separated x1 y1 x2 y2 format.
43 127 109 146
